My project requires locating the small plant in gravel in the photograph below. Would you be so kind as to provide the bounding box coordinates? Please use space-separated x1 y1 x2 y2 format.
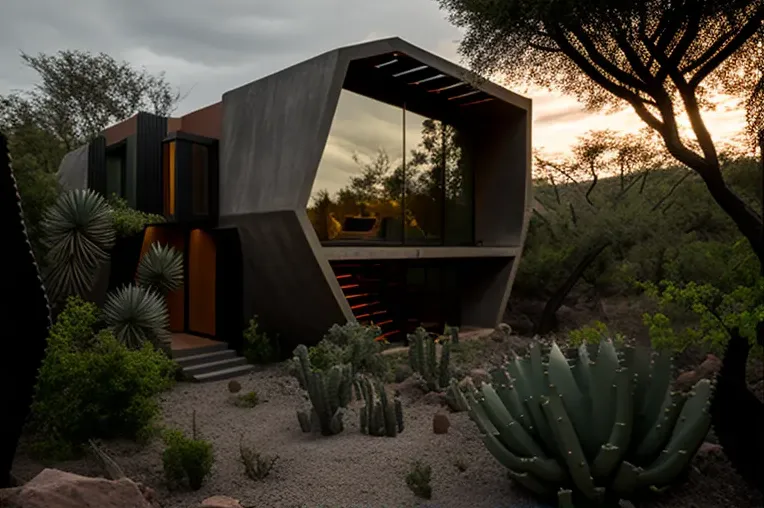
358 375 404 437
243 315 279 364
233 390 260 408
239 439 278 480
454 456 468 472
405 460 432 500
162 411 213 491
408 327 451 392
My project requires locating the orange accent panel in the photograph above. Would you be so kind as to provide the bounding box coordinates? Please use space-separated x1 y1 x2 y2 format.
167 141 176 215
188 229 216 336
138 226 185 332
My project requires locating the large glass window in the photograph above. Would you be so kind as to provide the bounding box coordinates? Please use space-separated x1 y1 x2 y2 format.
105 144 126 199
308 90 473 246
191 143 209 215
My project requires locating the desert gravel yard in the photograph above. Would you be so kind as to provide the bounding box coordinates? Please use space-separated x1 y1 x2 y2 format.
12 360 763 508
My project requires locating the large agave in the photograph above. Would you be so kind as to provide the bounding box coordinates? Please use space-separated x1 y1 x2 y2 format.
465 340 713 508
41 189 115 304
136 242 183 296
102 285 170 349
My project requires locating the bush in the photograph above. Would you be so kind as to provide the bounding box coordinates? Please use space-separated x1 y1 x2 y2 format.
405 460 432 499
307 322 388 378
567 321 625 347
242 316 279 364
162 428 214 490
29 297 175 458
109 195 164 238
232 390 260 408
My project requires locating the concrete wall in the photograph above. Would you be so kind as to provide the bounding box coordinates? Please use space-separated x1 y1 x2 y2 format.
220 37 532 343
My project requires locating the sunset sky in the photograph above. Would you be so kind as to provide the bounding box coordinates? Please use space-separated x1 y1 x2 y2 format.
0 0 750 160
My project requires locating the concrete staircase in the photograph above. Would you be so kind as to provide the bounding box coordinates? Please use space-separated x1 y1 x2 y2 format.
173 343 254 382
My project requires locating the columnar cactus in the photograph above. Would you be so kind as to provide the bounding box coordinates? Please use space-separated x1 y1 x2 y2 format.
1 133 53 487
408 327 451 392
445 378 469 412
465 339 713 508
292 345 352 436
358 375 404 437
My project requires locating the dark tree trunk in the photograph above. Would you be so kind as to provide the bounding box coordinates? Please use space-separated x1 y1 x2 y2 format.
534 241 611 335
0 133 52 487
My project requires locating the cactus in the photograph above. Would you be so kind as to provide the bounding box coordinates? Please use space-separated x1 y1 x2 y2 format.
408 327 451 392
464 339 713 507
358 375 404 437
445 378 470 412
444 323 459 345
292 344 352 436
1 133 53 487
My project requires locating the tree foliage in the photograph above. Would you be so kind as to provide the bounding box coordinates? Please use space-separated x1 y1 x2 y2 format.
437 0 764 263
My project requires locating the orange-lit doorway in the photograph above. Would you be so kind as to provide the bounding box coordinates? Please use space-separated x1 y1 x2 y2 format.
139 226 217 338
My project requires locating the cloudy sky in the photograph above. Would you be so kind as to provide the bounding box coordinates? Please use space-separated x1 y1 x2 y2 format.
1 0 748 164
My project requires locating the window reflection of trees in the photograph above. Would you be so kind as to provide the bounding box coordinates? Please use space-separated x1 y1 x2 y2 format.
307 110 472 245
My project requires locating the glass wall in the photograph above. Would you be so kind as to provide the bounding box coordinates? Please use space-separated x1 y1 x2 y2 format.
308 89 473 245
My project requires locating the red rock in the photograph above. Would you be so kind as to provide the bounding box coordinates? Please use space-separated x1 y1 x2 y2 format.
433 412 450 434
199 496 243 508
0 469 151 508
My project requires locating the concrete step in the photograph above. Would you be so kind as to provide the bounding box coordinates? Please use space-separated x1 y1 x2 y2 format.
193 364 255 383
172 343 228 359
176 349 237 368
183 356 248 377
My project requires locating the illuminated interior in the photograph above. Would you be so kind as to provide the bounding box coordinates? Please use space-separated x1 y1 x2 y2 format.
307 89 474 246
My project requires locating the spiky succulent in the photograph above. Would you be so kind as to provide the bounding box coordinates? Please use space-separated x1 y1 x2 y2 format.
41 189 116 304
465 340 713 508
102 285 170 349
136 242 183 296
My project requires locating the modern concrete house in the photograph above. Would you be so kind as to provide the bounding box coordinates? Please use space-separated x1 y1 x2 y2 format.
57 37 532 362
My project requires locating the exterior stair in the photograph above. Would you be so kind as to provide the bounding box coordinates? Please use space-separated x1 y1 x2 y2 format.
173 342 254 382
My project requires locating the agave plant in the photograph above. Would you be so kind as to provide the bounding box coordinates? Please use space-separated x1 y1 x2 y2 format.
41 189 115 304
465 340 713 508
102 285 170 349
136 242 184 296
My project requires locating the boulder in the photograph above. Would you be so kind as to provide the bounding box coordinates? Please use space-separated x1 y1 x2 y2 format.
198 496 243 508
433 412 450 434
228 380 242 393
0 469 152 508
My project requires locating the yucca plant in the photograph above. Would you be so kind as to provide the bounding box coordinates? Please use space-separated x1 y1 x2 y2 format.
102 285 170 349
465 339 713 508
41 189 115 304
136 242 184 296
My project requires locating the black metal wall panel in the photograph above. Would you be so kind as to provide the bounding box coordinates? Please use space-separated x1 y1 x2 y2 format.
87 136 107 196
136 112 167 214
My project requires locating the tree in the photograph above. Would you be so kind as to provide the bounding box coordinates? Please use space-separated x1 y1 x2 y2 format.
436 0 764 492
437 0 763 267
0 50 181 261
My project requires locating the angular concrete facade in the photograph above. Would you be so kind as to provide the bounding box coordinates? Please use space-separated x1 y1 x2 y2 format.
219 37 532 343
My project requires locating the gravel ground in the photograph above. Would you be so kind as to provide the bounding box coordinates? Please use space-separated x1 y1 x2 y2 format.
12 362 763 508
13 366 541 508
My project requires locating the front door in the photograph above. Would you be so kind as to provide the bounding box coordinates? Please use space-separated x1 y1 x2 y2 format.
186 229 216 337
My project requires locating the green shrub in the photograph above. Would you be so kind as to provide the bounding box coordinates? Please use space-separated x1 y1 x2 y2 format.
640 279 764 355
568 321 625 347
135 242 184 296
242 316 279 364
30 297 175 458
307 322 387 378
162 428 214 490
405 460 432 499
109 195 163 238
232 390 260 408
